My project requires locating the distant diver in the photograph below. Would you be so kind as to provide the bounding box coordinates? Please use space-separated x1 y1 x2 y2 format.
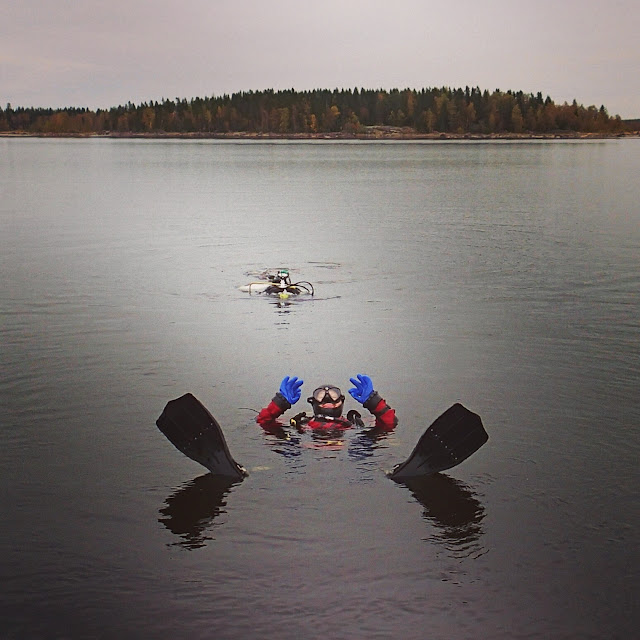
239 268 315 298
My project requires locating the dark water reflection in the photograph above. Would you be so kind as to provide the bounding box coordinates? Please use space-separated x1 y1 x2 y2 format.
159 468 486 559
260 422 304 460
347 425 393 462
2 138 639 640
161 471 486 561
396 474 486 559
159 474 241 550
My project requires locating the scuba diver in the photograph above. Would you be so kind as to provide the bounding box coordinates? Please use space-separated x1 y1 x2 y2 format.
256 374 397 432
157 379 488 551
156 375 487 480
262 269 314 297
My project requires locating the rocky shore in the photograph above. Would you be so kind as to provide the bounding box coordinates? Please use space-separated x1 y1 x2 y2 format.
1 126 637 140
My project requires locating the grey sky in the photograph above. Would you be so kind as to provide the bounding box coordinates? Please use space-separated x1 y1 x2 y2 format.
2 0 639 118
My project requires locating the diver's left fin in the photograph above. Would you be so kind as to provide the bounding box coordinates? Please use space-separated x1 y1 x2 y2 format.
156 393 248 480
388 403 488 480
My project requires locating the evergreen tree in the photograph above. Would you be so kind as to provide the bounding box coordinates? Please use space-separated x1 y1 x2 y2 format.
0 87 625 135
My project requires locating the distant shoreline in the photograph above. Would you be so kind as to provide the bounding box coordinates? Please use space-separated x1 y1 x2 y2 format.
1 128 638 141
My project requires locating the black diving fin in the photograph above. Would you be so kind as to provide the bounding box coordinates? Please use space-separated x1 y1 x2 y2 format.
388 403 488 480
156 393 248 480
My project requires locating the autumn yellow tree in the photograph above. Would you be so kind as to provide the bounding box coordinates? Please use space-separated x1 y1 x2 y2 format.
511 104 524 133
141 107 155 131
323 105 340 131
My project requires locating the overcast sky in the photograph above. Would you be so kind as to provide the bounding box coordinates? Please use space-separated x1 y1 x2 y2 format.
2 0 639 118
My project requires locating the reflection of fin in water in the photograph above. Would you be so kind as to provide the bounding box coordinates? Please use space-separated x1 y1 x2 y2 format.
156 393 248 480
159 474 239 549
397 474 486 557
389 403 488 479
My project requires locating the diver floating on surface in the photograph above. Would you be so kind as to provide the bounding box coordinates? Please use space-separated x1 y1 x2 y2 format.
156 375 488 481
239 268 315 298
256 374 397 433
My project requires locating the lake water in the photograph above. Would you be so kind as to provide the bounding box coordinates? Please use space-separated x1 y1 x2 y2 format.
1 137 638 639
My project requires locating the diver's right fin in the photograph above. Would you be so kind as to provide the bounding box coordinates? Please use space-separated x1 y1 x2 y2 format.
388 403 488 480
156 393 248 480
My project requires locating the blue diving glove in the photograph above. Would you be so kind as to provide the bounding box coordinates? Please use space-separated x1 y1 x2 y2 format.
348 374 374 404
279 375 304 405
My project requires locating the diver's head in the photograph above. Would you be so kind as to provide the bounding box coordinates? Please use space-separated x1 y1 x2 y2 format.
308 385 345 419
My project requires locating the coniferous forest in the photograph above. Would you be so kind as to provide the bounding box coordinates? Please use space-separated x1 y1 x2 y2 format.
0 86 629 136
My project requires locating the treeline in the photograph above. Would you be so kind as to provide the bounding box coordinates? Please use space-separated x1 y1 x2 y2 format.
0 86 625 135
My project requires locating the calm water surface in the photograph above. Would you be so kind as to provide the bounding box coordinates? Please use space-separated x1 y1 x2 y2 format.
1 138 639 639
